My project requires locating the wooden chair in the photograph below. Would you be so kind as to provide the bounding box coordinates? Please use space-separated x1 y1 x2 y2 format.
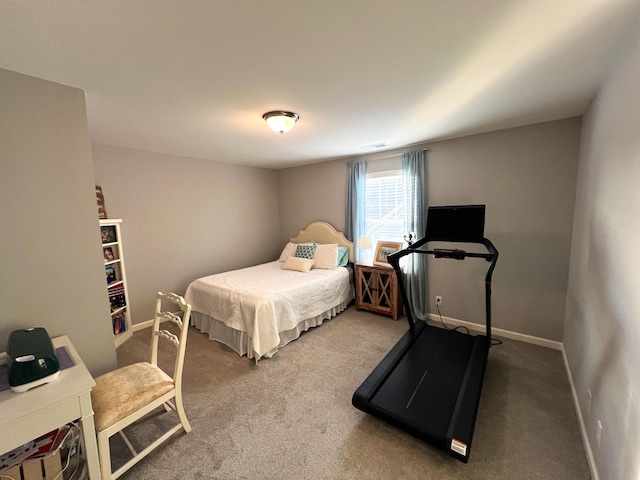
91 292 192 479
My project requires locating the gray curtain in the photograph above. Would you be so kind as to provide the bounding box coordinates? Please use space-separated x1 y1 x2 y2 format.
402 149 428 319
345 160 367 263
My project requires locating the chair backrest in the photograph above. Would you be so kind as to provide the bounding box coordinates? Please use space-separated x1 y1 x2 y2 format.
150 292 192 390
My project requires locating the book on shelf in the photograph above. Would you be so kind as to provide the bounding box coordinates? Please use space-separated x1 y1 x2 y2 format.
103 246 115 261
108 284 124 295
100 225 116 244
112 313 126 334
109 294 126 311
105 264 117 284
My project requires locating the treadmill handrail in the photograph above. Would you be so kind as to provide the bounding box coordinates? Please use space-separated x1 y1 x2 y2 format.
387 236 498 347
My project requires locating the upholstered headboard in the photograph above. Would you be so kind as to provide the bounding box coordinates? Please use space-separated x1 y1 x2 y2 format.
289 221 354 263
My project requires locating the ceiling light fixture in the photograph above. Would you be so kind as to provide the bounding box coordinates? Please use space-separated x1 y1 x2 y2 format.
262 110 299 134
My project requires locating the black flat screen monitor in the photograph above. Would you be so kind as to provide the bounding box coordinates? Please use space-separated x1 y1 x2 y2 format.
425 205 486 242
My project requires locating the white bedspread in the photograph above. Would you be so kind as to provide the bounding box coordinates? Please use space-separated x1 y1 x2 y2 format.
184 261 353 359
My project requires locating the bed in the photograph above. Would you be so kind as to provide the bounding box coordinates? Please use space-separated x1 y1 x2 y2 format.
184 221 355 361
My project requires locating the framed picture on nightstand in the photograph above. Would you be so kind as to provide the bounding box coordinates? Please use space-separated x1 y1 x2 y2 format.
374 241 403 266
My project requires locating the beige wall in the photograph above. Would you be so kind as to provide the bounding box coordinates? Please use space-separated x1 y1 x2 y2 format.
0 68 117 376
93 144 281 324
427 119 579 341
278 118 581 341
0 66 580 373
278 158 348 241
564 23 640 480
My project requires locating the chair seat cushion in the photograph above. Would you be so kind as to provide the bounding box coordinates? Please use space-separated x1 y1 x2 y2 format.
92 362 174 432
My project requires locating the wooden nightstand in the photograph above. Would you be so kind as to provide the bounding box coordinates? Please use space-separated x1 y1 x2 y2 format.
355 263 403 320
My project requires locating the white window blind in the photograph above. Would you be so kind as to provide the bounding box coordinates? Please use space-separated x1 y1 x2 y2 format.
364 170 406 245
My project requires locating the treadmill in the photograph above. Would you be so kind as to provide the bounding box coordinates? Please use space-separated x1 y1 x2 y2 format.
352 205 498 462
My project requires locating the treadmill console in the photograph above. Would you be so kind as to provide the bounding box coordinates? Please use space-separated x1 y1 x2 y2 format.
433 248 466 260
425 204 485 242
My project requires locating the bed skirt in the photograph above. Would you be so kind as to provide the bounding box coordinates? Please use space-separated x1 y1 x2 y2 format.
191 298 352 361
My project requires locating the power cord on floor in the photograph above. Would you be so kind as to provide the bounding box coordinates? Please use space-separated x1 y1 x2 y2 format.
432 303 503 346
435 303 470 335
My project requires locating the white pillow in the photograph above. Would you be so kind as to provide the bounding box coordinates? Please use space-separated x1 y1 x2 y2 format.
313 243 338 269
282 256 314 272
278 242 297 261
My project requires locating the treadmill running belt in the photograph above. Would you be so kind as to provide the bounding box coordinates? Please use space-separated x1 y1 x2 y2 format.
368 326 476 440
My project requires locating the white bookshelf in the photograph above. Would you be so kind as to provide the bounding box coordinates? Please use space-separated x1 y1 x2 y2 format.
100 219 132 347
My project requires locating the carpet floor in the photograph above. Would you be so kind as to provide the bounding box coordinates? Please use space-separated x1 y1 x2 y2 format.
111 306 591 479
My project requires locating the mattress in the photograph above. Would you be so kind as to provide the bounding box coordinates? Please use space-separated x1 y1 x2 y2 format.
185 261 354 361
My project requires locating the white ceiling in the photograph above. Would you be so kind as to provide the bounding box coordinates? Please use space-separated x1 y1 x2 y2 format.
1 1 639 169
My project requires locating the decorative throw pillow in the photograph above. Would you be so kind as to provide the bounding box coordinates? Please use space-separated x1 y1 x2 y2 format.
279 242 314 261
282 256 314 272
295 243 316 260
337 246 349 267
313 244 338 270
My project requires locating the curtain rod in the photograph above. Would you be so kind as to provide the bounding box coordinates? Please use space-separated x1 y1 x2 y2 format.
346 147 429 163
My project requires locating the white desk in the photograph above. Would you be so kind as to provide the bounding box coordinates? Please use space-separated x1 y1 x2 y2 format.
0 335 101 479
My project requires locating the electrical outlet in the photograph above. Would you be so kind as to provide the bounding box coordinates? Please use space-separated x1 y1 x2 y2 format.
436 296 442 307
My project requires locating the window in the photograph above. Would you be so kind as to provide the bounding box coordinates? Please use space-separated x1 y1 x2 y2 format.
364 170 406 245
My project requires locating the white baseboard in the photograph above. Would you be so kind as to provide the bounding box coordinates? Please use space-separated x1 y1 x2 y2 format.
131 314 189 332
424 313 563 350
131 318 154 332
561 347 599 480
